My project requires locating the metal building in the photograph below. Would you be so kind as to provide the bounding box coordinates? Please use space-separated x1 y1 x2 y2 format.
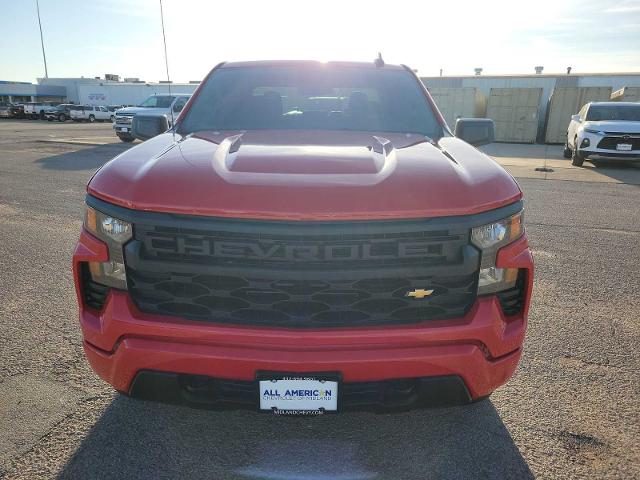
427 87 486 129
611 87 640 102
37 77 199 106
544 87 612 143
486 88 542 143
422 72 640 142
0 80 65 103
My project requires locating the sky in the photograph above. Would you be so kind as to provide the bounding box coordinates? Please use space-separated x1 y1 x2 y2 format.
1 0 639 83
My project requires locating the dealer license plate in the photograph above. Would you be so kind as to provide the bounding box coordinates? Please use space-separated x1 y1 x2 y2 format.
259 376 338 412
616 143 632 151
118 127 129 132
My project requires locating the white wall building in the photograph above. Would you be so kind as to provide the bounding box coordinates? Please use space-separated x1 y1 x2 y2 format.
37 77 200 106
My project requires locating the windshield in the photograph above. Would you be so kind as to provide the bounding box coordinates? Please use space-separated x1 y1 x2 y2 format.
178 66 442 138
586 105 640 122
138 95 175 108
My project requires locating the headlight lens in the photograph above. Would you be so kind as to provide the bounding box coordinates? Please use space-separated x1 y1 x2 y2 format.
471 211 523 295
584 128 604 135
99 215 131 242
84 206 132 289
472 211 522 255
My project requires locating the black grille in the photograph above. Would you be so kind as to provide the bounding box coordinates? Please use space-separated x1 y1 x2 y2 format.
81 263 109 310
127 269 478 327
124 217 480 327
597 136 640 150
496 271 527 316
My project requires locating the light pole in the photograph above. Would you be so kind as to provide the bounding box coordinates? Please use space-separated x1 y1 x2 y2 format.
35 0 48 78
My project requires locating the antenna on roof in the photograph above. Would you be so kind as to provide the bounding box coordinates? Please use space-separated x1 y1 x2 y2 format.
374 52 385 68
159 0 175 139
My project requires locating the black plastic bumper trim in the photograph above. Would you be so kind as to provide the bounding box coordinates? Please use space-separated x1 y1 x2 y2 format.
128 370 474 412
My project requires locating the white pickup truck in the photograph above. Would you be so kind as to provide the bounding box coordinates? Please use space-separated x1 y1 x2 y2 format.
70 105 113 123
113 94 190 142
23 102 60 120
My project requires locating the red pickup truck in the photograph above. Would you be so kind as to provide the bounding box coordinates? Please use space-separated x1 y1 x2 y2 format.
73 60 533 413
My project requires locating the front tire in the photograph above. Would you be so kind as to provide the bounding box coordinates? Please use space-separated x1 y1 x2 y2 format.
58 113 67 122
572 147 585 167
117 133 135 143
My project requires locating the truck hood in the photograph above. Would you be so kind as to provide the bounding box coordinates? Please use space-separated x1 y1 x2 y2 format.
583 120 640 134
88 130 522 220
116 106 168 116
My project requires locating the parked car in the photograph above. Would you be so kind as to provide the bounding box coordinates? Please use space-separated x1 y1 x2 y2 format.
70 105 112 123
565 102 640 166
113 94 190 142
107 105 123 114
22 102 37 119
23 101 60 120
44 103 75 122
73 60 533 413
11 104 24 118
0 102 14 118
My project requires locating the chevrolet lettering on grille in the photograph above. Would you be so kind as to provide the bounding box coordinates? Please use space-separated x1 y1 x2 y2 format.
142 237 445 261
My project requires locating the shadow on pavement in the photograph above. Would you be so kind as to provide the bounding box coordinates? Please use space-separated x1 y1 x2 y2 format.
582 159 640 185
58 395 532 480
481 142 640 185
34 143 132 171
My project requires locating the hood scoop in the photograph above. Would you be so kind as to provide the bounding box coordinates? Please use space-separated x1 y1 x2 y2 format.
214 133 395 175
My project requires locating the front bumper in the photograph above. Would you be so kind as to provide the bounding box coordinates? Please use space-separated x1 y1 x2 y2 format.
73 229 533 408
578 131 640 159
580 150 640 159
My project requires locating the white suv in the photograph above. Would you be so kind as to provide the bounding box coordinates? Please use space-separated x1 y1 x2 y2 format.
70 105 113 123
113 94 190 142
565 102 640 167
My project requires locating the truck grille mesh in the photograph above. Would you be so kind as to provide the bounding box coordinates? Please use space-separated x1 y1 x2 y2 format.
127 270 477 327
125 218 479 327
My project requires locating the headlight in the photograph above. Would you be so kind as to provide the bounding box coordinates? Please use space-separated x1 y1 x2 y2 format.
84 206 132 289
584 128 604 135
471 211 523 295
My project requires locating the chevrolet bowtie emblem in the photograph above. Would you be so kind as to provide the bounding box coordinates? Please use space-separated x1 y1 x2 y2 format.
405 289 434 299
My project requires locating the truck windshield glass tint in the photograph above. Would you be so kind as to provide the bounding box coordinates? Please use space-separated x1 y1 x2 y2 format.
179 66 442 138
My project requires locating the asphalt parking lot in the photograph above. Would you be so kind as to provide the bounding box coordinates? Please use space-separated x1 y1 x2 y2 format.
0 119 639 479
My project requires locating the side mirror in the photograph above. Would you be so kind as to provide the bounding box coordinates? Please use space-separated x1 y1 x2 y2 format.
571 114 581 122
132 114 169 141
454 118 495 147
